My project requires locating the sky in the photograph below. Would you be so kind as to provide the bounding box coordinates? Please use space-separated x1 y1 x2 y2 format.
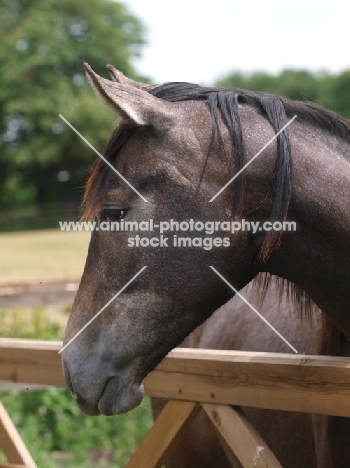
123 0 350 85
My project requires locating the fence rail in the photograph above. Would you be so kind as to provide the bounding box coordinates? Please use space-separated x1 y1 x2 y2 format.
1 338 350 467
1 339 350 417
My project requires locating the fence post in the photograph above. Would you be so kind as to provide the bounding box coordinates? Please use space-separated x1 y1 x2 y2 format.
127 400 200 468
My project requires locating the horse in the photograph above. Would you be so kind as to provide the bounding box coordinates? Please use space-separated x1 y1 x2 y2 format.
152 276 322 467
62 63 350 465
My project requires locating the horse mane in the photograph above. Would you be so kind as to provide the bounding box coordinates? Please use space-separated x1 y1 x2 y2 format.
150 83 350 260
151 83 350 140
83 82 350 256
253 272 345 356
82 82 350 355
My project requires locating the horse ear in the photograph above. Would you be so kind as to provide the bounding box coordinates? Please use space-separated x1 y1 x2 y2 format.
84 63 163 126
106 64 154 91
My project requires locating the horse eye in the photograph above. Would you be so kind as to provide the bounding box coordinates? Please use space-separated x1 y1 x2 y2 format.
101 208 126 222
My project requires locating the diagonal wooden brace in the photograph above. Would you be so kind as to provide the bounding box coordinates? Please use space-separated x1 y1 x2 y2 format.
0 401 36 468
127 400 200 468
202 403 282 468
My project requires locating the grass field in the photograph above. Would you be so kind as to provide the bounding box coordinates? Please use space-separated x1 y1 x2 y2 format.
0 229 154 467
0 229 90 284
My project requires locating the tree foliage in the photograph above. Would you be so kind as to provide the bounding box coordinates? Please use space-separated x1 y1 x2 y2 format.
217 69 350 119
2 0 350 211
0 388 152 467
0 0 146 206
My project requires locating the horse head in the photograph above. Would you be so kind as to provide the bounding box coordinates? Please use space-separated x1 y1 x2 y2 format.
61 64 269 415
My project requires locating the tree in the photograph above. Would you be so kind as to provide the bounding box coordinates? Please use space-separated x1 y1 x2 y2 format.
0 0 147 206
217 69 350 118
320 70 350 119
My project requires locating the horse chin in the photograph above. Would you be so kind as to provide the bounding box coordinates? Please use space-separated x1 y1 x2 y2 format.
97 377 145 416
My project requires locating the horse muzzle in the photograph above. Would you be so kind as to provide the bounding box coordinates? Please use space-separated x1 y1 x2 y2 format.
62 354 144 416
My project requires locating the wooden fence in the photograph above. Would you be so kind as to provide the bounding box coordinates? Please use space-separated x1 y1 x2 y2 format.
1 338 350 467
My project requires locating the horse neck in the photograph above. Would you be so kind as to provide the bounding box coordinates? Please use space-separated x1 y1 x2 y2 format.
263 123 350 338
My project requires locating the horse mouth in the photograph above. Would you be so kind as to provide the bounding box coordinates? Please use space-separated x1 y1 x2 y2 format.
63 353 146 416
97 376 144 416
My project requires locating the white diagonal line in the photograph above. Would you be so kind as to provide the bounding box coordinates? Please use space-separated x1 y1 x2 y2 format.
209 266 298 354
209 115 297 202
59 266 147 354
59 114 148 203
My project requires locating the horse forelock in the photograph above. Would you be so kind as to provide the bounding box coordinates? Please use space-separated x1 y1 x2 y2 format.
81 123 135 220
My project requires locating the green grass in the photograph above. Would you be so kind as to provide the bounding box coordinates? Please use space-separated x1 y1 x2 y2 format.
0 229 90 284
0 306 64 340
